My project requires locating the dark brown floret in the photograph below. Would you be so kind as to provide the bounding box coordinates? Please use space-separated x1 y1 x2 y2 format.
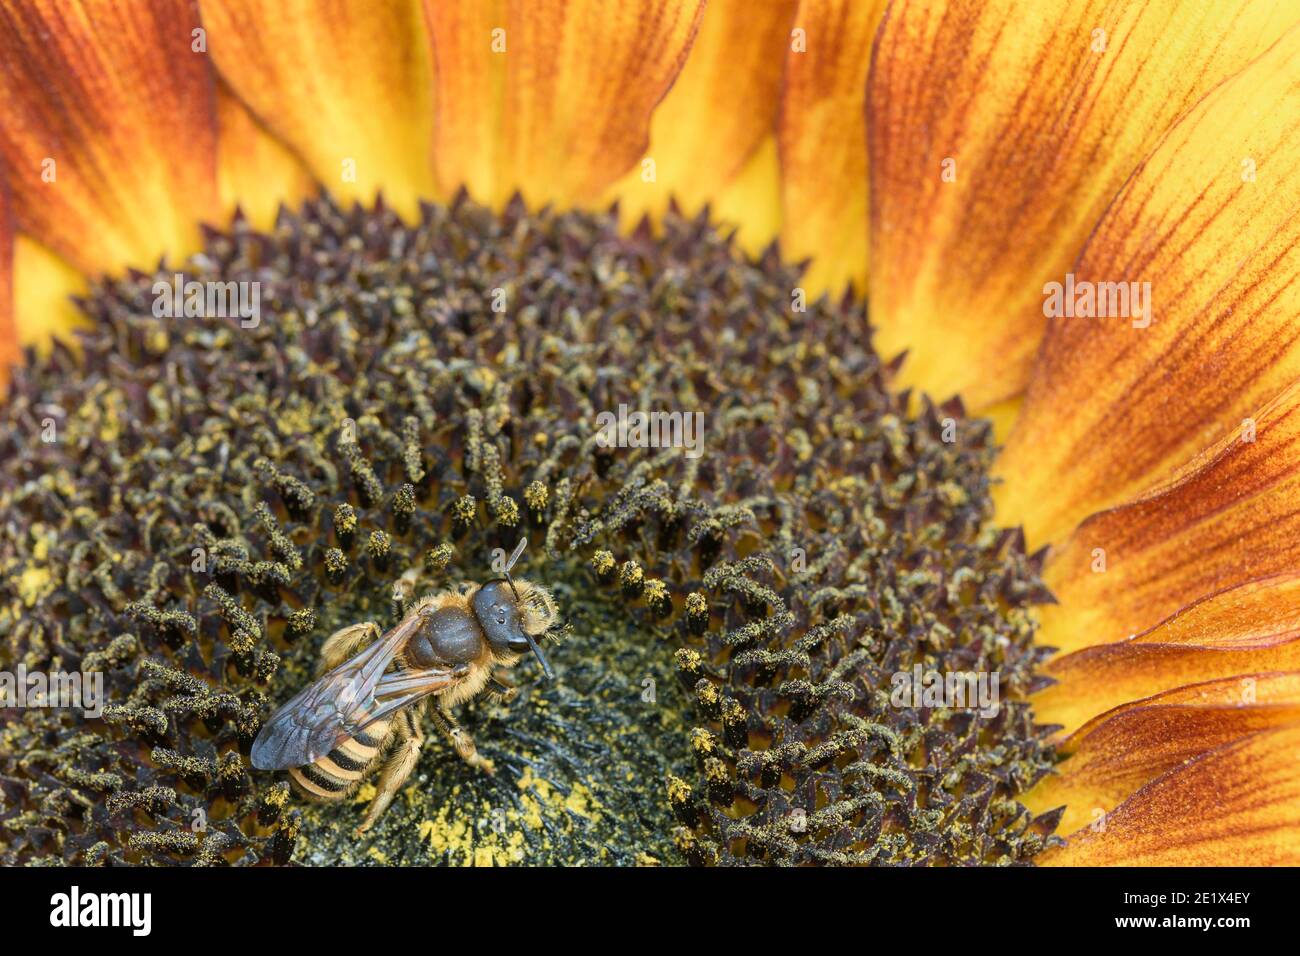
589 550 617 584
366 529 391 573
392 483 417 536
323 548 348 585
332 503 357 550
285 608 316 641
618 560 645 599
423 542 454 574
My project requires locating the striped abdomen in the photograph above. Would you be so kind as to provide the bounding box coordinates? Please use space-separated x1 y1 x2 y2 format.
288 718 391 801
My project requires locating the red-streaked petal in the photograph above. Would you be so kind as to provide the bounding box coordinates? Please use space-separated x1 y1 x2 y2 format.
996 24 1300 545
426 0 704 209
1025 673 1300 835
777 0 887 296
608 0 796 232
1035 573 1300 733
0 0 220 275
1039 381 1300 656
1040 723 1300 865
867 0 1300 411
200 0 439 220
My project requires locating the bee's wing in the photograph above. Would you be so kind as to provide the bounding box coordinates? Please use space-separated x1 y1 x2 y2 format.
358 665 472 728
249 612 464 770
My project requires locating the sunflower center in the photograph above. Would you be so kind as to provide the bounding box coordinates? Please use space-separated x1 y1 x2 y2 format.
0 195 1059 866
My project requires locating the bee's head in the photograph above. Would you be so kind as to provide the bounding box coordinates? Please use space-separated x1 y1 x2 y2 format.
472 578 556 679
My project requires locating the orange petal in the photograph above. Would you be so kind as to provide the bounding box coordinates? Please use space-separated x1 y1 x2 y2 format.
427 0 704 210
0 0 220 275
996 25 1300 546
867 0 1300 410
215 83 317 232
1039 381 1300 656
1025 673 1300 836
200 0 438 220
778 0 886 297
1040 723 1300 865
608 0 796 232
1035 573 1300 733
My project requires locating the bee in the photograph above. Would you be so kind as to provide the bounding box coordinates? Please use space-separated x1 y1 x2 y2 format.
250 538 558 833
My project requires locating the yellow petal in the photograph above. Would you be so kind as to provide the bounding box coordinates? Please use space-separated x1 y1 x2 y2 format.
1025 673 1300 837
0 0 221 275
216 83 318 232
996 25 1300 546
778 0 886 297
607 0 796 230
13 237 88 352
1035 573 1300 734
200 0 438 220
1040 723 1300 865
1039 381 1300 656
711 135 783 255
426 0 704 210
0 180 14 387
867 0 1300 410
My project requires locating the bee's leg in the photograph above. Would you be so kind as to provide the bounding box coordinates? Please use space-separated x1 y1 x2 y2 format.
431 705 496 776
488 673 518 703
356 712 423 835
391 562 435 608
319 621 382 674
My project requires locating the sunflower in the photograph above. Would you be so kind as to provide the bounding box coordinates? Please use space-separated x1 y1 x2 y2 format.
1 0 1298 867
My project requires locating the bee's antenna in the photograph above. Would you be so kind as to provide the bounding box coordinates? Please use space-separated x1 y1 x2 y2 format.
504 536 528 573
522 631 554 681
502 536 526 602
495 537 553 680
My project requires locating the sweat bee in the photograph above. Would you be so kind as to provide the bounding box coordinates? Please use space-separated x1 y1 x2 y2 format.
250 538 558 833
